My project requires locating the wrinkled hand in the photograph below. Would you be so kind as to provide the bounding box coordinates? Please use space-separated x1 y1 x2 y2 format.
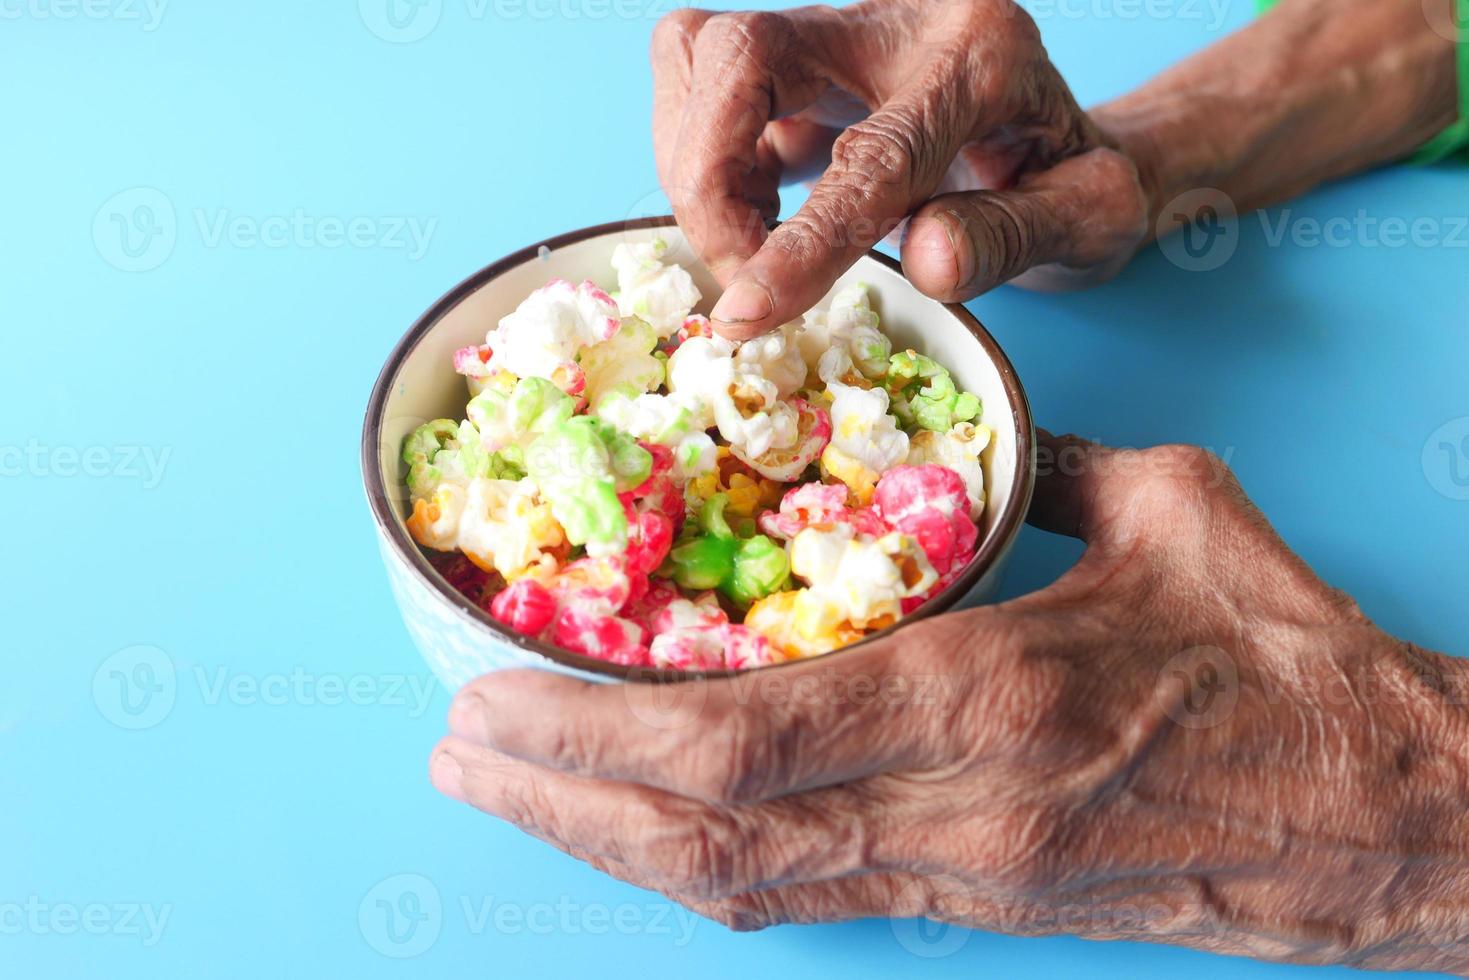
649 0 1150 339
430 435 1469 971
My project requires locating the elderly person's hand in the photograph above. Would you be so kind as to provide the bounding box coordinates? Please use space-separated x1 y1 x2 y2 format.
655 0 1459 339
430 434 1469 973
651 0 1148 337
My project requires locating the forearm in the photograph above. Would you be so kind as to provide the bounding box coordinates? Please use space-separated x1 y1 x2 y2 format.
1091 0 1458 228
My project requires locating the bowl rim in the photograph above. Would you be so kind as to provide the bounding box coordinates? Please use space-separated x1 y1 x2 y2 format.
361 215 1034 683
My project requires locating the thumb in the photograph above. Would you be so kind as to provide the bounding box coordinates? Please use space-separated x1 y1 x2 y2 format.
900 147 1145 301
1025 429 1117 542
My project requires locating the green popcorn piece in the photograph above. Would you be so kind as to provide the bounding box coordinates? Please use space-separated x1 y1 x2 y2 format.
663 494 790 606
402 419 461 499
546 479 625 554
467 376 574 452
586 416 653 492
525 416 652 553
885 351 982 432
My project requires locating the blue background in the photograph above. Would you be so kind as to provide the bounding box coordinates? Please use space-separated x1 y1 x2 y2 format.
3 0 1465 976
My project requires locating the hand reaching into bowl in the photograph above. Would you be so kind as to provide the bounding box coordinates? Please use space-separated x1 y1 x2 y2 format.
657 0 1460 339
653 0 1150 338
430 433 1469 973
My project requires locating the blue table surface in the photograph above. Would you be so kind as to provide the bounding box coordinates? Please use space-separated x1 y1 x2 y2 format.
3 1 1465 977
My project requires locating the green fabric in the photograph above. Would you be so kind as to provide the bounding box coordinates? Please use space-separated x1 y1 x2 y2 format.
1256 0 1468 162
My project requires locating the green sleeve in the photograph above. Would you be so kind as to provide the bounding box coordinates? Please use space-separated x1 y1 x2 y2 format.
1255 0 1468 163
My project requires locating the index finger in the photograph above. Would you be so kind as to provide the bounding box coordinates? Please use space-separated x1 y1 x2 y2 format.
667 10 835 283
445 613 983 805
710 70 974 339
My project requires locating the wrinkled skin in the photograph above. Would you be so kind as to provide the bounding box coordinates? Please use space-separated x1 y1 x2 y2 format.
432 434 1469 972
649 0 1150 337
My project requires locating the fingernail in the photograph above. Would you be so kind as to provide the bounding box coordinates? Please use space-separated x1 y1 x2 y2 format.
447 692 490 744
712 279 773 325
430 750 465 802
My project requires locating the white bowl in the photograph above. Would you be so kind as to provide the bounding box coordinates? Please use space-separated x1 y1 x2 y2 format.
362 217 1036 690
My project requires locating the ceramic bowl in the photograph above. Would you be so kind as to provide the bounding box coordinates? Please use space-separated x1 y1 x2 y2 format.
362 216 1035 690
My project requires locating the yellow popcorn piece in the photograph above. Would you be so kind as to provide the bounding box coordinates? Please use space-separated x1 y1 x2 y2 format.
819 443 879 505
405 478 566 581
744 590 865 659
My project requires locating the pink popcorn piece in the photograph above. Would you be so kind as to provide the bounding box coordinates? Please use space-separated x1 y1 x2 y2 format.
624 509 674 578
676 314 713 344
875 464 979 575
452 343 494 376
579 279 622 340
759 480 885 540
623 458 685 531
621 577 683 630
650 593 727 636
489 578 558 637
553 606 650 667
550 360 588 402
550 556 633 616
649 623 779 672
758 481 848 540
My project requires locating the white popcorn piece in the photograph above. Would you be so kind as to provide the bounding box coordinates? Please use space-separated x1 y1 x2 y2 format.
799 283 892 379
667 334 798 459
611 237 702 340
732 321 807 398
594 390 717 480
789 524 937 630
486 278 621 381
819 347 909 476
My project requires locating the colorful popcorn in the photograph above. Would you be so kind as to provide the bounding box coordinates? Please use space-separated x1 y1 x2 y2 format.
873 464 978 574
404 249 989 671
611 237 701 340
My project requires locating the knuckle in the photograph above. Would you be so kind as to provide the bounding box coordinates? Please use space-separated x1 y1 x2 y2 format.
690 706 791 803
652 7 707 58
665 814 741 897
830 117 918 187
961 617 1079 752
1119 444 1234 510
698 10 784 64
